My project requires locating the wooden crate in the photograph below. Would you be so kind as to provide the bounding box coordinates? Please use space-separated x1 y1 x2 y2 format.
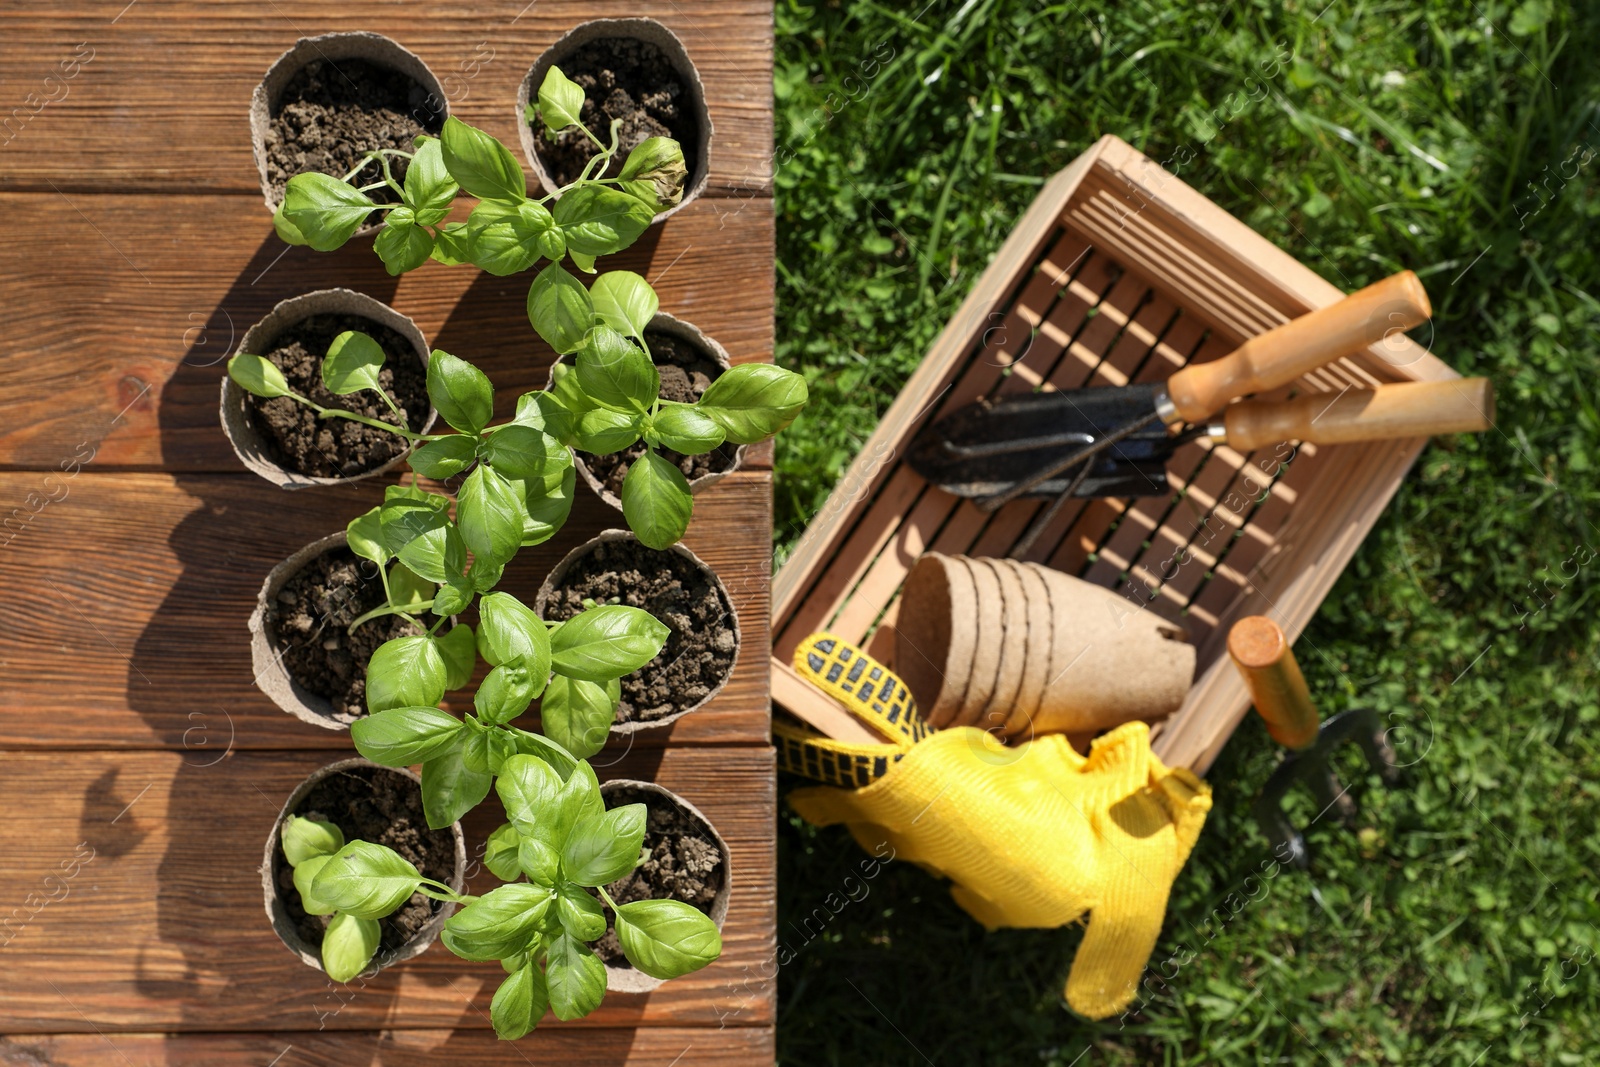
773 135 1459 774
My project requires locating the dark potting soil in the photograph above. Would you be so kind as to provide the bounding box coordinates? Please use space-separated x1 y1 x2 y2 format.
266 545 421 720
577 329 740 498
264 57 443 206
543 539 736 724
275 765 457 960
533 37 701 190
242 313 429 479
593 786 723 967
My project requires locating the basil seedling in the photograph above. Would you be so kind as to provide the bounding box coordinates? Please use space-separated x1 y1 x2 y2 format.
290 757 721 1037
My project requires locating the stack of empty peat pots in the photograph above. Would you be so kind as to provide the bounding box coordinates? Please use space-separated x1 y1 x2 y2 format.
895 553 1196 740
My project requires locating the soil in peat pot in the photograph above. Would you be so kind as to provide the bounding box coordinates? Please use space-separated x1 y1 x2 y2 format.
275 766 456 956
264 57 443 206
543 540 736 725
534 37 701 188
578 329 739 495
266 546 421 720
593 786 724 967
242 313 429 479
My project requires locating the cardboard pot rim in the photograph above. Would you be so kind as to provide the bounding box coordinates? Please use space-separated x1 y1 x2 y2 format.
515 17 713 223
598 778 731 994
260 758 467 977
550 311 747 510
251 31 448 223
534 529 740 734
249 531 352 730
219 288 437 489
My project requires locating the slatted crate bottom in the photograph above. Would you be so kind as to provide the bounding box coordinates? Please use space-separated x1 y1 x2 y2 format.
772 135 1459 774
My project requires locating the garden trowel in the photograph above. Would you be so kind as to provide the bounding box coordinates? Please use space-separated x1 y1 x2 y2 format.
1226 615 1403 869
909 377 1494 500
909 271 1435 510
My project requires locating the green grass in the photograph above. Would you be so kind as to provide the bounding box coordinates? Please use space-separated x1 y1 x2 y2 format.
770 1 1600 1062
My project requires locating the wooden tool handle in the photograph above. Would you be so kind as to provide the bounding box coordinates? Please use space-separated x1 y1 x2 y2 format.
1226 616 1320 751
1166 271 1432 424
1222 377 1494 451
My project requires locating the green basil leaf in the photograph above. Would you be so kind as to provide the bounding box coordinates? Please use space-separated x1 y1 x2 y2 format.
310 840 423 919
439 115 527 202
364 636 450 715
350 704 461 765
552 184 655 257
273 204 310 246
545 933 607 1021
652 403 726 455
346 506 389 566
548 361 599 415
427 349 494 435
374 207 435 276
494 752 563 840
322 330 388 396
282 171 375 251
539 675 618 759
406 434 477 479
457 465 527 569
496 753 601 856
380 491 464 581
537 66 586 133
614 898 722 980
475 662 540 725
432 221 472 265
477 591 554 682
483 424 561 480
616 136 687 209
526 262 595 355
490 959 548 1040
518 835 562 884
228 353 290 398
322 912 382 982
508 461 577 548
696 363 810 444
484 822 523 882
403 136 458 225
460 715 518 773
511 391 578 445
388 561 434 609
550 604 670 683
562 803 647 887
555 882 607 941
435 623 477 690
621 450 693 549
443 883 552 962
432 574 475 618
507 728 581 781
568 249 597 274
577 325 658 414
589 270 659 339
292 854 338 916
467 197 561 276
282 814 345 867
573 407 642 454
421 742 493 829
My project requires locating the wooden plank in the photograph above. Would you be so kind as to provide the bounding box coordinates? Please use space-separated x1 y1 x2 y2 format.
0 1028 774 1066
0 746 776 1031
0 1 773 198
0 471 773 748
0 195 773 471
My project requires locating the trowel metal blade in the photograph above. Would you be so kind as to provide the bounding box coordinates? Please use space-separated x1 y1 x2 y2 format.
908 384 1176 499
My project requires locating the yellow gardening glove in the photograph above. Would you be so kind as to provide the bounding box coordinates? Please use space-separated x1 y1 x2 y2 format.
789 721 1210 1019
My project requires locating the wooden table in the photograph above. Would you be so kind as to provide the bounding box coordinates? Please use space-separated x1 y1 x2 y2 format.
0 4 777 1063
